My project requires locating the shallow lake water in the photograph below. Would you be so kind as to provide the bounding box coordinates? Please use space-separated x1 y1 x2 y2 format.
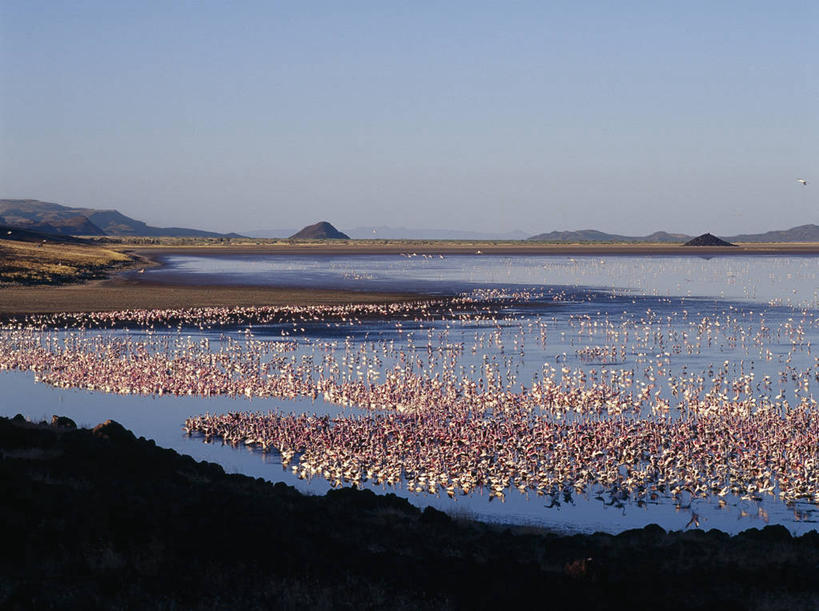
3 253 819 534
138 253 819 306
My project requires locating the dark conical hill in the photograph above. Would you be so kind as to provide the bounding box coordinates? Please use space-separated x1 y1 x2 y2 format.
683 233 736 247
289 221 350 240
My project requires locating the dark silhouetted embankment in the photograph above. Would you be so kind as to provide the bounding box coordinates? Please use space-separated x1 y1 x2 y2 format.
1 415 817 609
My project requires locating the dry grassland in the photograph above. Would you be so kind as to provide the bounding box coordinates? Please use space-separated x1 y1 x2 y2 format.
0 239 134 285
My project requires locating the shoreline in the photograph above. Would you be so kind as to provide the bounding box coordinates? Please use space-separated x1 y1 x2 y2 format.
0 279 425 316
3 239 819 316
0 243 436 316
126 241 819 257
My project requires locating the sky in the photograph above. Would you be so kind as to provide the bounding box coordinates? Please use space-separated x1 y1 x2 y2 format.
1 1 817 236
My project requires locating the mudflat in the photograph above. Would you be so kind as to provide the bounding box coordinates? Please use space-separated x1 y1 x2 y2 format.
0 279 421 316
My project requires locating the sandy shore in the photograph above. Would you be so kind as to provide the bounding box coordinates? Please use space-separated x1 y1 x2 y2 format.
0 278 421 316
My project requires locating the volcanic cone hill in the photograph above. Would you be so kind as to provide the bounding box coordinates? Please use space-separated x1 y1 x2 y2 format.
289 221 350 240
683 233 736 247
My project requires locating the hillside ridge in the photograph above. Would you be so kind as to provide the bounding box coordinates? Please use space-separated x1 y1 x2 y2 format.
528 224 819 243
0 199 240 238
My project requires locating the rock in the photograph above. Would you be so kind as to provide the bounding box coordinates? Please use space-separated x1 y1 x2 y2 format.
92 420 136 443
642 523 667 538
738 524 793 542
683 233 736 247
760 524 792 540
289 222 350 240
326 486 378 509
564 557 595 580
617 523 666 544
51 415 77 429
420 505 452 525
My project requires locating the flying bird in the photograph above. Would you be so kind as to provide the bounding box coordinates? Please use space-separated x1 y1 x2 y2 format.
797 178 808 186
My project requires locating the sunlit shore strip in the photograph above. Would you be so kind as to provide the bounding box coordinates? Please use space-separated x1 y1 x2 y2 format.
0 283 449 318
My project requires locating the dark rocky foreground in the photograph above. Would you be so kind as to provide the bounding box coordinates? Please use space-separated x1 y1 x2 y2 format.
1 416 818 610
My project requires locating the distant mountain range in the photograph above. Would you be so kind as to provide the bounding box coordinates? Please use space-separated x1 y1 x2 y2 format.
527 230 690 243
345 226 530 240
723 225 819 242
243 226 530 240
3 199 817 243
528 225 819 243
246 224 819 243
0 200 241 238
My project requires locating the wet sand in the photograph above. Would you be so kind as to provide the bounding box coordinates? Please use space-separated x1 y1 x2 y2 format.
0 279 421 316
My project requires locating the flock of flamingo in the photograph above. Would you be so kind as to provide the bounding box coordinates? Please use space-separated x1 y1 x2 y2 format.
2 286 818 520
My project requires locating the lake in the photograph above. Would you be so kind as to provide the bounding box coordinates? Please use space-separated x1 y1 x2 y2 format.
2 253 818 534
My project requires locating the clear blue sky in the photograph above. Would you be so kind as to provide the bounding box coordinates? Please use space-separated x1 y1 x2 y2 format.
1 1 816 235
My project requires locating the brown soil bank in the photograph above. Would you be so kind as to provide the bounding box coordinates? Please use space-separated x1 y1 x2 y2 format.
0 281 421 316
1 416 817 610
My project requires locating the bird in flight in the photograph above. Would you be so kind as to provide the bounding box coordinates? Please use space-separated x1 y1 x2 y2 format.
797 178 808 186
